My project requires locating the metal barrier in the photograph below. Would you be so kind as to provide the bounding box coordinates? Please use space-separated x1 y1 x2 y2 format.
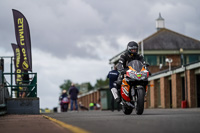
0 87 9 115
2 72 37 98
0 56 38 115
0 71 9 115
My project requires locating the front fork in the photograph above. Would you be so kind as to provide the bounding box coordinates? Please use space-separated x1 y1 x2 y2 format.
131 86 136 102
130 86 137 108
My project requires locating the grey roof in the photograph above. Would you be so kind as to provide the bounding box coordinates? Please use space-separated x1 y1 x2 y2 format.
138 28 200 50
109 28 200 64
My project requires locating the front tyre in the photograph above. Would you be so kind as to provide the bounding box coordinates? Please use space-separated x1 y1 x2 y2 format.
122 105 133 115
135 89 144 115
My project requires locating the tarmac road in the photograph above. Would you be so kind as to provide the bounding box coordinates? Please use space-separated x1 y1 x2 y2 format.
46 108 200 133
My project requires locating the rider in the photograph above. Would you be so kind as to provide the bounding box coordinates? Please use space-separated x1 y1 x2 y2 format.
113 41 145 103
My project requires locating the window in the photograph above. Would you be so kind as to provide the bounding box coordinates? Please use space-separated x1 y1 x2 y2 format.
188 55 200 64
159 56 166 65
144 55 157 66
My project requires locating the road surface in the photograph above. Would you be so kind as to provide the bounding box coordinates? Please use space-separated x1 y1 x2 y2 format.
46 108 200 133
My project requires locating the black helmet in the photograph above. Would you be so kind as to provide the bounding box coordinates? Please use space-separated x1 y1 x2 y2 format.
127 41 138 55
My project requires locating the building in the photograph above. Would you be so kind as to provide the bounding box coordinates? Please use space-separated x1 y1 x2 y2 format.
78 87 111 110
109 14 200 108
109 14 200 74
146 61 200 108
78 82 90 94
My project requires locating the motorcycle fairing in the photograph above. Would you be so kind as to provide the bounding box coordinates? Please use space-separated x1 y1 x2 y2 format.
121 78 131 102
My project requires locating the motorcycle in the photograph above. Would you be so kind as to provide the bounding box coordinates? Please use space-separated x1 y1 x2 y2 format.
112 60 150 115
60 96 69 112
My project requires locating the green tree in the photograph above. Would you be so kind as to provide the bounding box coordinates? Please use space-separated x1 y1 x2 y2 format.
59 79 72 92
94 77 109 88
59 77 109 94
87 82 94 91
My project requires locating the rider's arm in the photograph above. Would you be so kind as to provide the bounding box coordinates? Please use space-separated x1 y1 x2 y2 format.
117 55 126 74
138 54 145 63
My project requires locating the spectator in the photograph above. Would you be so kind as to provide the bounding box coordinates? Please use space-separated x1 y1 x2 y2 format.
79 102 89 111
95 102 101 110
89 102 94 110
69 83 79 111
107 65 120 111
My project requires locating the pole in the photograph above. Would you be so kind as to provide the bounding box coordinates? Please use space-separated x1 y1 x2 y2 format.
0 56 14 97
184 67 188 106
10 57 13 97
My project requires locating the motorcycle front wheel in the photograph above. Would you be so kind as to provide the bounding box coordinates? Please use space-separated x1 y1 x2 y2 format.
122 105 133 115
135 88 144 115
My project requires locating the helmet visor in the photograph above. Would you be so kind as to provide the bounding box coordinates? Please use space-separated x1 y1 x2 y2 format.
128 46 137 50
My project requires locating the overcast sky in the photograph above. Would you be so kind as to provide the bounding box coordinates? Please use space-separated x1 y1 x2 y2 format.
0 0 200 109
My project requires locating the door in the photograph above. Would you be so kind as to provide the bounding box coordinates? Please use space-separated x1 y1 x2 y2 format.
169 80 172 108
196 74 200 107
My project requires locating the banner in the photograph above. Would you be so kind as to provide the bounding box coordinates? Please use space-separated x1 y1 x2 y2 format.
12 9 32 71
11 43 23 90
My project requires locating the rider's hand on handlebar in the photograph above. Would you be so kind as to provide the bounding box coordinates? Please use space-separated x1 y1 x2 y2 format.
121 68 128 74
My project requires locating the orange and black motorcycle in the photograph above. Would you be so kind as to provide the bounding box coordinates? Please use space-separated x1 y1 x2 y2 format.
112 60 150 115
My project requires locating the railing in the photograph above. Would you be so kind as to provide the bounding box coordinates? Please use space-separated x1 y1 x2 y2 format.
0 56 37 115
0 70 9 115
0 86 9 115
2 72 37 98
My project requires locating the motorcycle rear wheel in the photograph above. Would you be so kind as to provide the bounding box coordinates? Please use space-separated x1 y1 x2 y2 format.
135 89 144 115
122 105 133 115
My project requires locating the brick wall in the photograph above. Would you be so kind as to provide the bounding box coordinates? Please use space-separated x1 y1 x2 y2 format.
150 80 158 108
149 66 169 74
171 73 182 108
149 55 181 74
187 70 197 107
78 90 101 108
144 85 150 109
160 77 170 108
166 55 181 66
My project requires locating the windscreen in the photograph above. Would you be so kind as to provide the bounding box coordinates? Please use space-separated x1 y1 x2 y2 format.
127 60 143 72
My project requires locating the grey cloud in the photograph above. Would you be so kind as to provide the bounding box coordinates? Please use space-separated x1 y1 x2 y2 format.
0 0 200 60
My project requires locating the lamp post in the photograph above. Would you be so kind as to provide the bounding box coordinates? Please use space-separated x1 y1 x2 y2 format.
180 48 184 67
165 58 173 71
180 48 188 107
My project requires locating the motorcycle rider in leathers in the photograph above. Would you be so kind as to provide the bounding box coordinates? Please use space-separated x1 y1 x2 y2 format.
113 41 146 103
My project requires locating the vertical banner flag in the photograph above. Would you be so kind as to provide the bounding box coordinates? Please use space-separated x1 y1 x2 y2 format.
11 43 23 90
12 9 32 72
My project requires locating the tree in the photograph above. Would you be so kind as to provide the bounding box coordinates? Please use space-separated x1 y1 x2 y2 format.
59 77 109 94
94 77 109 88
59 80 72 92
87 82 94 91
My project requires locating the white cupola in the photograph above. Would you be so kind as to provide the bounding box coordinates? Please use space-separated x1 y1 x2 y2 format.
156 13 165 31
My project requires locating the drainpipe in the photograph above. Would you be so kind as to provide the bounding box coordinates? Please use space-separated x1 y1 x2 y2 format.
184 66 188 107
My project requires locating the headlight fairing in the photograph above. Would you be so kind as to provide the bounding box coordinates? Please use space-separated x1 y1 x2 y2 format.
126 70 148 80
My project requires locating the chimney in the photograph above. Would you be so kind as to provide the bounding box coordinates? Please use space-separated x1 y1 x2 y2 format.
156 13 165 31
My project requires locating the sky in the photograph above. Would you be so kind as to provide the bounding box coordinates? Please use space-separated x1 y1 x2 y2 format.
0 0 200 109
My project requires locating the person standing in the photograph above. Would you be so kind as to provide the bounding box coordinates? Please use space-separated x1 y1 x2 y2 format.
107 65 120 111
69 83 79 111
